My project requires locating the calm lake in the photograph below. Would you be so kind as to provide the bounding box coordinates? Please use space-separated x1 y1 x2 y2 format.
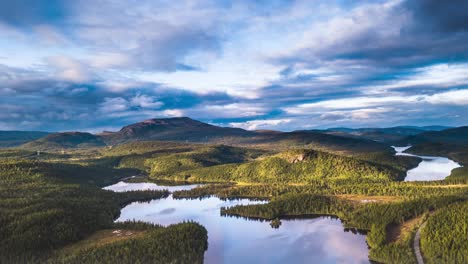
104 181 370 264
392 146 461 181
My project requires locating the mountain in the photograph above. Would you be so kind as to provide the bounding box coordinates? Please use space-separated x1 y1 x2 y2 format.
0 131 50 148
321 126 452 143
16 117 393 154
402 126 468 145
101 117 254 145
404 125 452 131
21 132 106 150
16 117 414 155
234 130 389 154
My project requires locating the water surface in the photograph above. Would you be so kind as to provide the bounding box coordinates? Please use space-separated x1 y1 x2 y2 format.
104 180 200 192
106 182 370 264
392 146 461 181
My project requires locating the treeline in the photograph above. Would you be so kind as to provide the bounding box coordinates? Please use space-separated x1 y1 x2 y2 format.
51 221 208 264
147 145 264 177
174 181 468 200
0 159 194 262
421 201 468 263
221 193 466 264
155 149 409 184
407 142 468 183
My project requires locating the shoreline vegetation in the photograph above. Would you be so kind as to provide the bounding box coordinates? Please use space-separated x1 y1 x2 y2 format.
1 123 467 263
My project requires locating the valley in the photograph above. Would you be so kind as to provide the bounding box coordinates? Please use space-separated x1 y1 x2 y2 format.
0 118 467 263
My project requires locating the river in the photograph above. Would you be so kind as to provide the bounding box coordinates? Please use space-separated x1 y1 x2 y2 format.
104 181 370 264
392 146 461 181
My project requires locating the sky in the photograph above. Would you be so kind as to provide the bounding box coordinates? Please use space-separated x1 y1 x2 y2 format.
1 0 468 132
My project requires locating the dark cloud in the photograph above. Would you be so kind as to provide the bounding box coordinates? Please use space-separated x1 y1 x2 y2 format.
0 65 240 131
274 0 468 72
132 26 221 71
1 1 468 131
405 0 468 33
0 0 67 27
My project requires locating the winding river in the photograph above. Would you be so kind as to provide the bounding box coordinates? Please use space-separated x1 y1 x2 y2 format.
392 146 462 181
104 181 370 264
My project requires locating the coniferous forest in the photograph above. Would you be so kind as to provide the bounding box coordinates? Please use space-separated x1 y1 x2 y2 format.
0 123 467 264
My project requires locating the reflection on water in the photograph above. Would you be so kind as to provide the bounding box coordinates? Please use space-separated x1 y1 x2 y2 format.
108 182 370 264
103 181 200 192
392 146 462 181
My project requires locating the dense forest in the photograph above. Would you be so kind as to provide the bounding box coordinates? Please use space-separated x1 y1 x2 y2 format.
220 193 467 264
149 149 419 183
420 202 468 263
0 156 207 262
1 125 467 264
53 221 208 264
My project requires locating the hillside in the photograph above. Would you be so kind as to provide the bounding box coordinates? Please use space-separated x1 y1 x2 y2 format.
0 131 50 147
320 126 451 144
402 127 468 181
97 117 393 155
15 117 395 155
21 132 106 151
228 130 391 154
402 126 468 145
150 149 406 183
102 117 254 145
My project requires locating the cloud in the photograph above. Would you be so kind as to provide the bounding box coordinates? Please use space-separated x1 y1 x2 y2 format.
46 56 91 82
99 97 129 113
405 0 468 33
0 0 67 27
1 1 468 131
320 108 392 121
230 119 291 130
130 94 164 109
284 96 419 113
425 90 468 105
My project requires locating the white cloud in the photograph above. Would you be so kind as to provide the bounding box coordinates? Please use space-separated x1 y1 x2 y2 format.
89 53 130 69
425 89 468 105
320 108 392 121
285 96 421 113
284 89 468 115
364 63 468 94
161 109 184 117
46 56 90 82
99 97 129 113
229 119 291 130
130 94 163 109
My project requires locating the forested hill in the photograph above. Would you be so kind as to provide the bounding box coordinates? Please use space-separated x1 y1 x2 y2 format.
313 126 452 144
16 117 391 154
101 117 254 144
14 117 467 156
20 132 106 150
402 126 468 145
0 131 50 147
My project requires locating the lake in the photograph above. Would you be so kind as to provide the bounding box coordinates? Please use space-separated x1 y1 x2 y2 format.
392 146 461 181
105 182 370 264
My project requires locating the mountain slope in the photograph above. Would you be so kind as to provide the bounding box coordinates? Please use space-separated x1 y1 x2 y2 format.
102 117 254 144
151 149 403 183
21 132 106 150
233 131 390 154
402 126 468 145
0 131 50 148
321 126 451 143
18 117 392 154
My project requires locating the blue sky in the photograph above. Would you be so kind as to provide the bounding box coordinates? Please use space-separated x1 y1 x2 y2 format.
1 0 468 132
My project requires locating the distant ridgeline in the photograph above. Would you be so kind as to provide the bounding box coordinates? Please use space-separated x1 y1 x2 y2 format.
0 117 402 154
0 118 457 154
